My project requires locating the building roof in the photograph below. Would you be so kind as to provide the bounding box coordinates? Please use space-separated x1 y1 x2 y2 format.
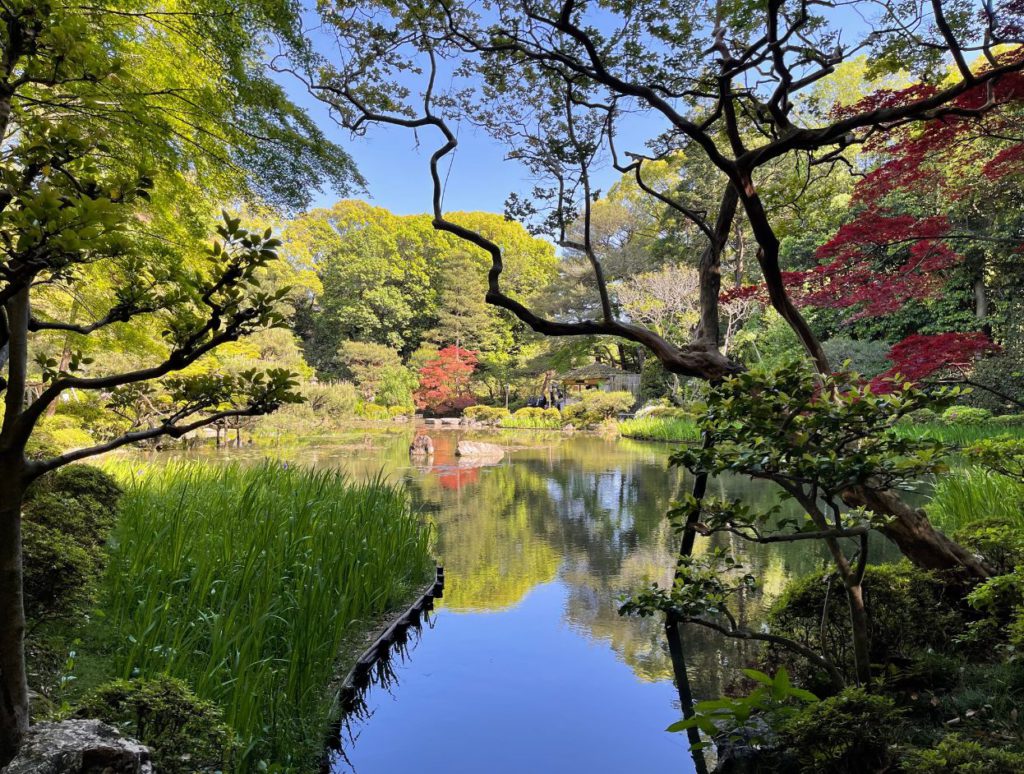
561 363 639 381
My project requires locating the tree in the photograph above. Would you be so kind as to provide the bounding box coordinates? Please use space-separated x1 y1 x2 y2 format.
415 346 478 414
282 0 1024 578
0 1 357 760
338 340 405 401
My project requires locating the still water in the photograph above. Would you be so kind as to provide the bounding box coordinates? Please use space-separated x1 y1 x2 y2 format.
171 428 841 772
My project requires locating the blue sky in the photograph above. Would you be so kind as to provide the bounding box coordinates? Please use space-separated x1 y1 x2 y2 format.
289 81 662 218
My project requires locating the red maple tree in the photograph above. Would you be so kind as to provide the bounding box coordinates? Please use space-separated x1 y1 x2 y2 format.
415 346 479 414
724 64 1024 384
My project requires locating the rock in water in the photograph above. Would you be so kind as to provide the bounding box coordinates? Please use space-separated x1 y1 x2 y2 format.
410 434 435 456
3 720 153 774
455 441 505 462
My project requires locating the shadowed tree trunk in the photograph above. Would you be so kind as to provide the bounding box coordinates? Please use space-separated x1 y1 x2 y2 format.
0 470 28 764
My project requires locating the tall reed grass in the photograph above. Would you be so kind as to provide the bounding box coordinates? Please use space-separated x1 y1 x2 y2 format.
102 461 433 769
893 421 1024 446
927 466 1024 531
617 415 701 443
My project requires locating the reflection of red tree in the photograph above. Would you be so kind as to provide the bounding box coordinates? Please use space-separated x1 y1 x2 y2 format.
436 466 480 490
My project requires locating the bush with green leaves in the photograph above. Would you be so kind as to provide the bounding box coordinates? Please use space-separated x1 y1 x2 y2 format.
500 406 563 429
20 465 121 620
964 345 1024 415
561 390 635 428
942 406 993 424
463 405 511 424
951 519 1024 576
959 568 1024 651
666 668 817 744
822 336 893 378
768 564 960 688
777 688 902 774
76 676 236 774
665 361 960 686
901 734 1024 773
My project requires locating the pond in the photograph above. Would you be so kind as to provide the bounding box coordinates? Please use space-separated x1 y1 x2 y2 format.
164 428 870 772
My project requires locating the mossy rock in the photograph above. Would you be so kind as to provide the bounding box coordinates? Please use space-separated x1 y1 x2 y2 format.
76 676 236 774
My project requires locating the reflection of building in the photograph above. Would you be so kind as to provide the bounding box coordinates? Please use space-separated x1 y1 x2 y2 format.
561 364 641 401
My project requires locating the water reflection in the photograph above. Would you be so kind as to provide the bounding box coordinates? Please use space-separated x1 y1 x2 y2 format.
157 428 881 771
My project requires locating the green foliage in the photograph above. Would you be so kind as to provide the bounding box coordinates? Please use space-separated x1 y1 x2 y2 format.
901 734 1024 773
666 668 817 742
500 407 563 429
951 519 1024 575
777 688 902 774
942 406 994 425
961 568 1024 651
561 391 635 428
928 468 1024 531
76 676 236 774
965 346 1024 415
102 462 433 769
617 415 700 443
962 437 1024 482
768 565 959 685
373 364 418 408
672 362 955 498
822 336 893 378
20 522 98 622
464 405 511 424
21 465 121 620
620 550 757 621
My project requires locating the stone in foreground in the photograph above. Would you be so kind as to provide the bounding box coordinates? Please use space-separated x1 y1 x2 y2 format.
455 441 505 461
3 720 152 774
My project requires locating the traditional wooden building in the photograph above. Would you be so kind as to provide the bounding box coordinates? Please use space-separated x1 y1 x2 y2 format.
560 364 642 402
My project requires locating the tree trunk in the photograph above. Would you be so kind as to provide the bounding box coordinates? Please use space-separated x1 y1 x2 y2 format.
974 275 988 320
844 582 872 687
0 474 28 765
845 485 992 578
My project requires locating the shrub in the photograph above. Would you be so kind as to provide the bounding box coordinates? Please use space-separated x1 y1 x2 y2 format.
561 390 635 428
822 336 893 378
960 567 1024 650
464 405 510 424
778 688 902 774
77 676 236 773
31 414 94 453
21 465 121 620
301 381 359 420
500 406 563 429
942 406 993 424
951 519 1024 575
358 402 390 420
21 521 99 620
964 345 1024 414
387 404 413 418
901 734 1024 773
769 564 959 687
993 413 1024 426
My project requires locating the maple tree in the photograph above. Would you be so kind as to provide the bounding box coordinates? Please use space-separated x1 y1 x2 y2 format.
414 346 479 415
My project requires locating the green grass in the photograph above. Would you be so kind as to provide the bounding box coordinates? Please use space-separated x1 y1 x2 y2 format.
893 421 1024 446
499 414 563 430
617 415 701 443
927 466 1024 531
100 461 433 770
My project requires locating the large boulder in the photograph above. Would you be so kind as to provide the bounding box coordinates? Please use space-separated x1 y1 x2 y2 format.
409 434 435 456
455 441 505 463
3 720 152 774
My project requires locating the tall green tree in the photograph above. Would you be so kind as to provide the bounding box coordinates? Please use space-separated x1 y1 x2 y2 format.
0 0 358 759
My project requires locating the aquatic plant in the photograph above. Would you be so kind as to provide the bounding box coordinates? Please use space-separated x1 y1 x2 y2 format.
102 461 433 769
